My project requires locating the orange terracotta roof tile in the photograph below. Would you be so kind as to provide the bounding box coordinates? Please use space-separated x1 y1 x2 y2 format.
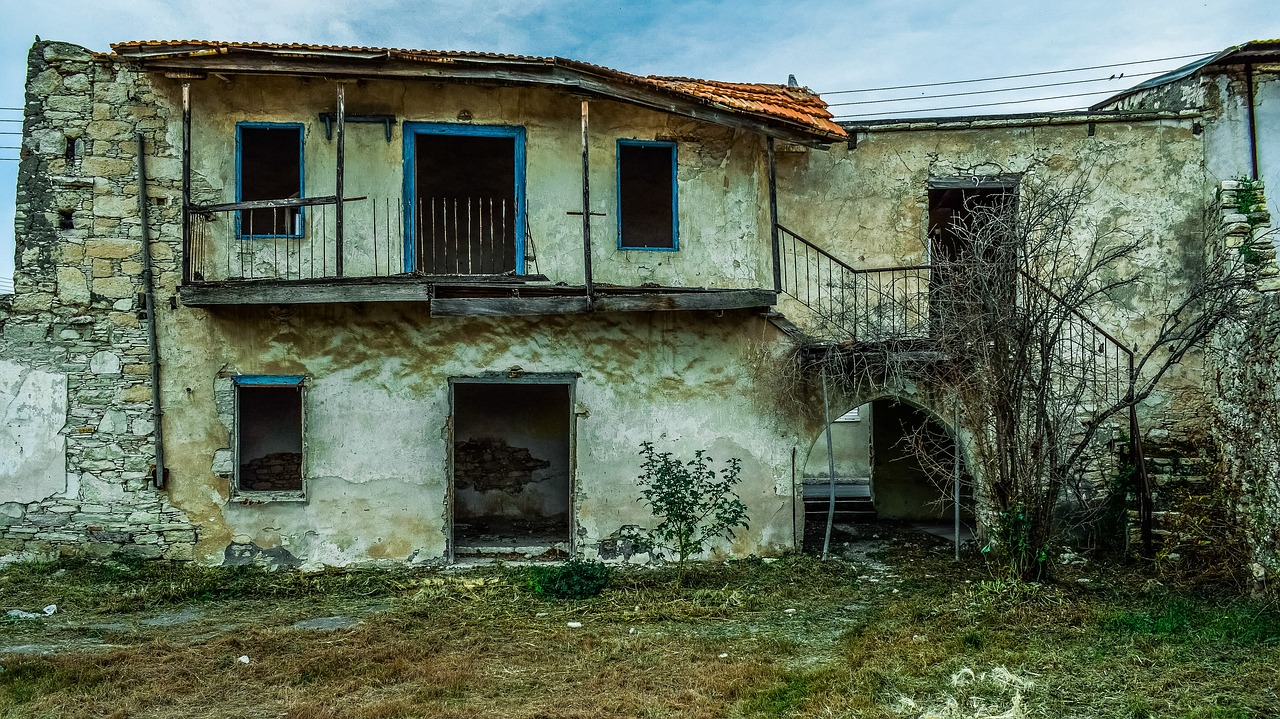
109 40 845 141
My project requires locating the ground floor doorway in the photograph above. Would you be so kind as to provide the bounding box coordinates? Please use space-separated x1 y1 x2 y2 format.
450 379 572 561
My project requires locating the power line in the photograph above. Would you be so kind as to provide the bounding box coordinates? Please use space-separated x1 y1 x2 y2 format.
827 69 1163 108
834 88 1123 119
820 51 1211 96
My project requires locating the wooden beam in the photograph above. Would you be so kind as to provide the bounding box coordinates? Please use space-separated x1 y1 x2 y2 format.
180 281 432 306
192 195 338 213
430 296 592 317
139 58 837 145
593 289 777 313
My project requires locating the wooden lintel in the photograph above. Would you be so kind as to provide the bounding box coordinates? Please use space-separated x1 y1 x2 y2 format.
180 281 431 306
142 58 836 145
430 296 592 317
592 289 777 313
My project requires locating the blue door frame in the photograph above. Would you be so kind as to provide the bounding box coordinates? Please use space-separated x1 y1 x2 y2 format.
402 122 526 274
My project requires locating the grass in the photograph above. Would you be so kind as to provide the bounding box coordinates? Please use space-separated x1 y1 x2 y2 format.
0 535 1277 718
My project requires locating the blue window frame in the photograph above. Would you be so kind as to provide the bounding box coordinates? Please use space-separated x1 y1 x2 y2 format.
617 139 678 251
235 122 305 239
403 122 526 275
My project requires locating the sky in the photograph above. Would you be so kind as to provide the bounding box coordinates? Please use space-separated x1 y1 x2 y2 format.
1 0 1275 287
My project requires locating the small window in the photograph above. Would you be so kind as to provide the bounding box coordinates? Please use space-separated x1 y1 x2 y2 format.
617 140 677 250
235 376 305 495
236 123 304 238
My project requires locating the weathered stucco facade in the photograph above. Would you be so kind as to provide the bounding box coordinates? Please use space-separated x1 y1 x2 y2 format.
2 38 1278 577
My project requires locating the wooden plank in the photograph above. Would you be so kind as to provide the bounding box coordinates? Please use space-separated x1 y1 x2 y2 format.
593 289 777 313
429 296 592 317
193 195 338 213
180 281 432 306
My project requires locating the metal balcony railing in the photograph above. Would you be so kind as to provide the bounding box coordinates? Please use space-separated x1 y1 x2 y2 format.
185 194 516 283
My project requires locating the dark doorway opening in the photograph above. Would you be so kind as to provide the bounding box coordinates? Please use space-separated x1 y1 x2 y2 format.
451 382 571 560
802 398 974 553
870 399 973 523
928 186 1016 330
414 133 517 275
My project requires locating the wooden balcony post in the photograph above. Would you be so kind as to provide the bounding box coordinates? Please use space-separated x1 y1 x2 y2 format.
335 84 346 277
580 99 594 304
181 83 191 285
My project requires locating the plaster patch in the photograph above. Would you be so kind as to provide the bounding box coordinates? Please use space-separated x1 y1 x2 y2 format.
0 360 68 504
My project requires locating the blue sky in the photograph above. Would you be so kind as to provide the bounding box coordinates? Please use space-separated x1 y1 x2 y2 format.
1 0 1275 285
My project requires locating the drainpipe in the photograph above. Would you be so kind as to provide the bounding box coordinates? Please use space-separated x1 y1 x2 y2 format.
1245 65 1259 182
137 133 166 490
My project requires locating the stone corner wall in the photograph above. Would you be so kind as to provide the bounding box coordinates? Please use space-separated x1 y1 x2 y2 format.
0 39 196 563
1209 178 1280 593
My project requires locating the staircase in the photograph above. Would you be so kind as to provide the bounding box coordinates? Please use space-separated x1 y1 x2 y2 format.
772 223 1154 549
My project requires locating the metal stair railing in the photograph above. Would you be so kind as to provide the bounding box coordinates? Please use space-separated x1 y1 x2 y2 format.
775 222 1152 553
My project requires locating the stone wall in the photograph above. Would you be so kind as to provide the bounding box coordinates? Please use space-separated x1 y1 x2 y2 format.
0 41 195 561
1210 178 1280 590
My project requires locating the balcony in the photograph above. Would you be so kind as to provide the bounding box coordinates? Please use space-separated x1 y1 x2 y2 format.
178 195 775 314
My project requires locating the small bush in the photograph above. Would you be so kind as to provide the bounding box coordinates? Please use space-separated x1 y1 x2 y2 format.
524 558 611 599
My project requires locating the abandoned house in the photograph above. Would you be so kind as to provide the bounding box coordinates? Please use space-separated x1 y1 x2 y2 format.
0 37 1276 580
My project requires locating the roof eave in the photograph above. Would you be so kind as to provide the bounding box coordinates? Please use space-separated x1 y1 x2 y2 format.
114 48 843 145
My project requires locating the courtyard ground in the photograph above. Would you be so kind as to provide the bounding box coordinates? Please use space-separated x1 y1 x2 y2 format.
0 525 1276 718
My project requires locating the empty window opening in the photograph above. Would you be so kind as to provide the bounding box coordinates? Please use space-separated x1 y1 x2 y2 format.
412 129 519 275
802 400 973 552
236 379 304 493
237 123 303 237
58 209 74 231
617 141 677 250
451 382 571 560
64 137 80 162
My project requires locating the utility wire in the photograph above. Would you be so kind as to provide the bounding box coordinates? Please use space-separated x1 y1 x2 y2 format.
827 69 1163 108
820 52 1211 95
834 88 1125 119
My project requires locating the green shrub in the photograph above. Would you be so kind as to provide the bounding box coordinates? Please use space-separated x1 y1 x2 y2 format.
634 441 749 586
524 558 611 599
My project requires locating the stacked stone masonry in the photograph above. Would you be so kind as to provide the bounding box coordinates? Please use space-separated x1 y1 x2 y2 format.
0 41 196 562
1210 179 1280 587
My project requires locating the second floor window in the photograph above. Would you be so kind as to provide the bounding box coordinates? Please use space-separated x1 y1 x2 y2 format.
236 123 304 238
617 140 678 251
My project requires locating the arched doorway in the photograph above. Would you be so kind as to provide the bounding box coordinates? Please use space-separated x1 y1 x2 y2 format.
802 396 975 551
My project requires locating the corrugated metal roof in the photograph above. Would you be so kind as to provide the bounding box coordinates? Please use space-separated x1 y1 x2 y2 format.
1092 39 1280 110
109 40 845 140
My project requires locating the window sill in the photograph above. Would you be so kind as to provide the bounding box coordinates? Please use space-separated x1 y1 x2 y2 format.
618 245 680 252
230 490 307 505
